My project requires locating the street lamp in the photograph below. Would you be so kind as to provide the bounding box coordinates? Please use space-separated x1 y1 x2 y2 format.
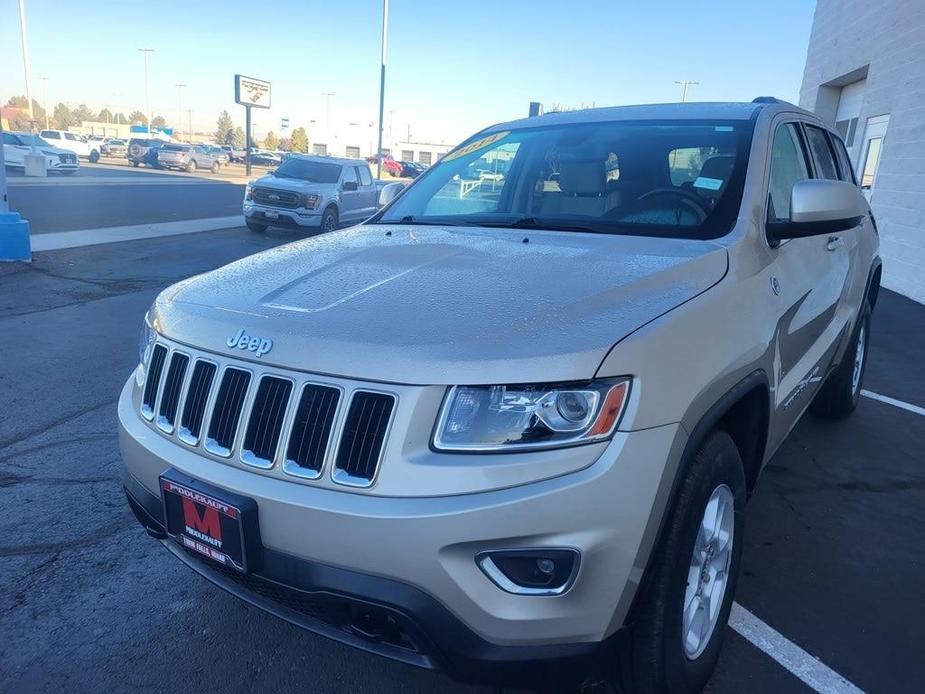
321 92 335 143
17 0 36 146
174 83 186 141
674 80 699 103
40 76 50 129
376 0 389 178
138 48 155 133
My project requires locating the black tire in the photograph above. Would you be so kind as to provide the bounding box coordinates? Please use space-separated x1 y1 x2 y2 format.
210 162 220 174
810 301 871 418
131 161 140 168
88 150 100 164
186 160 197 173
246 220 268 233
61 170 77 175
623 430 746 694
321 206 338 232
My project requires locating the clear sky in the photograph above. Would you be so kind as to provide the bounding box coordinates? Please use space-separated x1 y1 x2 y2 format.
1 0 816 144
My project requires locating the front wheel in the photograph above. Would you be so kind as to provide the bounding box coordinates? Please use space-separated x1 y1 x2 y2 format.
88 150 100 164
246 219 268 233
210 162 220 174
621 430 745 694
186 160 197 173
321 206 338 233
811 301 871 418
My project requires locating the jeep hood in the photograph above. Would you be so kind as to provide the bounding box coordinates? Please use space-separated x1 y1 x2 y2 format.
153 225 727 384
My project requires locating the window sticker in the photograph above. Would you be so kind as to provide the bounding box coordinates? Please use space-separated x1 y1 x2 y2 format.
441 131 510 162
693 176 724 191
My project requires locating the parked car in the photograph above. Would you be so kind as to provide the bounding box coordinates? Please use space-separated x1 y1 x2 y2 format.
398 161 421 178
241 155 378 233
39 129 101 163
476 168 504 182
199 144 229 165
367 153 402 177
2 131 79 173
120 99 879 692
249 151 282 167
157 143 223 173
103 138 127 157
127 138 165 168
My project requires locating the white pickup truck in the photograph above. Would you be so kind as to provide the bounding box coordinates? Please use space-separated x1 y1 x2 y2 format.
39 130 101 163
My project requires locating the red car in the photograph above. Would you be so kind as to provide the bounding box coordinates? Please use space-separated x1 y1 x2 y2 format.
367 154 402 177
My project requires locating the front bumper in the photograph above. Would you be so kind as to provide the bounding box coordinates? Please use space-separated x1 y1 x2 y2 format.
243 202 323 228
118 375 682 672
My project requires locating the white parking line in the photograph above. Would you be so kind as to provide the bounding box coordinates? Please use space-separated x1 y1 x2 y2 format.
729 603 865 693
861 389 925 416
30 216 244 251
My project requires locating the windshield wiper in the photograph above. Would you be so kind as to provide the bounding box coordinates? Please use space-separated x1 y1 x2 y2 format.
474 217 606 234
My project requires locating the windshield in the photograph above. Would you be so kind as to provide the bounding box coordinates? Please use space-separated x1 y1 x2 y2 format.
18 134 53 148
377 119 753 239
273 158 341 183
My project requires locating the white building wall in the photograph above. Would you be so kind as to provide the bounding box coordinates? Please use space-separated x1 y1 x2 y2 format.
800 0 925 303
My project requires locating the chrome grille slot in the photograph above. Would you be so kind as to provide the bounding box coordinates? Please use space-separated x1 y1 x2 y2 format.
179 361 217 445
333 391 395 487
156 353 189 432
241 376 293 468
284 384 341 478
141 344 168 420
205 368 252 457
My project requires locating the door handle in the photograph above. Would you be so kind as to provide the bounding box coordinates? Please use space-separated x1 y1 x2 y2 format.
826 235 842 251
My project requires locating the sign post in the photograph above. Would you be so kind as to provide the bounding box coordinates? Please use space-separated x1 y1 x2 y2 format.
234 74 271 177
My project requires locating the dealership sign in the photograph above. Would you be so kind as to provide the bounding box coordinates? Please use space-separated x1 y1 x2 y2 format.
234 75 271 109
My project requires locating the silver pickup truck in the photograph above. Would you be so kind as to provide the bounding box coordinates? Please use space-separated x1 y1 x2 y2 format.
243 155 379 233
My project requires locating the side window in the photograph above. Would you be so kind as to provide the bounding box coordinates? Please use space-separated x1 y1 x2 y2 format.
830 133 856 184
767 123 810 222
342 166 357 185
356 166 372 187
43 131 60 139
64 133 78 141
2 132 20 145
804 125 839 180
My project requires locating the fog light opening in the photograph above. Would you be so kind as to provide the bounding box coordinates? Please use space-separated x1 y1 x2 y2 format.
477 549 579 596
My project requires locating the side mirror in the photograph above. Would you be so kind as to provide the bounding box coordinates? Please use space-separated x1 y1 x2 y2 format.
342 180 358 192
378 181 406 207
768 179 866 241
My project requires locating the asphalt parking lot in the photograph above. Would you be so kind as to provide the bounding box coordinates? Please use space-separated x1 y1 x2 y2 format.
0 221 923 693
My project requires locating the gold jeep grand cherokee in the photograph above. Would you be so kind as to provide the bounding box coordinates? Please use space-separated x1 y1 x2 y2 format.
120 98 880 692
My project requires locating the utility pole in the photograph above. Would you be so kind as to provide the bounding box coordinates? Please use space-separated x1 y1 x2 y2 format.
186 109 192 142
174 83 186 140
376 0 389 178
675 80 699 103
40 76 50 129
138 48 155 133
17 0 36 148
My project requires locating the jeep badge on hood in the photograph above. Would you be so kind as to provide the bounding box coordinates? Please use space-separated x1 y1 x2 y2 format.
226 329 273 357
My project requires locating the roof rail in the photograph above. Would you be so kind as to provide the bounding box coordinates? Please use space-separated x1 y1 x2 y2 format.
752 96 791 105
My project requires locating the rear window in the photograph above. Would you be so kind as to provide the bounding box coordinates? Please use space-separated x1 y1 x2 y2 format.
162 143 189 152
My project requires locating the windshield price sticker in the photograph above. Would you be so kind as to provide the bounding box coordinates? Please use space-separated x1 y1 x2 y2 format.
441 131 510 162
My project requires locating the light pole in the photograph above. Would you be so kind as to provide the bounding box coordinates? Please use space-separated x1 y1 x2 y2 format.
40 76 50 129
186 109 193 142
675 80 699 103
376 0 389 178
17 0 36 147
174 83 186 140
138 48 155 133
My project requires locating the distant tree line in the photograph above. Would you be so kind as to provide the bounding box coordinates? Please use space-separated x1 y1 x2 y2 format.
3 96 167 132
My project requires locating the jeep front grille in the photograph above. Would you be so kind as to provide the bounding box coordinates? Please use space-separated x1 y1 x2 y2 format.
179 361 216 445
139 341 397 490
284 384 341 478
333 391 396 487
242 376 293 468
156 353 189 433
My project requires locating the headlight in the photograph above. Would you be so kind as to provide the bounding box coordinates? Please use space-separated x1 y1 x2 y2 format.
139 313 155 364
302 193 320 209
244 184 253 201
433 378 630 452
